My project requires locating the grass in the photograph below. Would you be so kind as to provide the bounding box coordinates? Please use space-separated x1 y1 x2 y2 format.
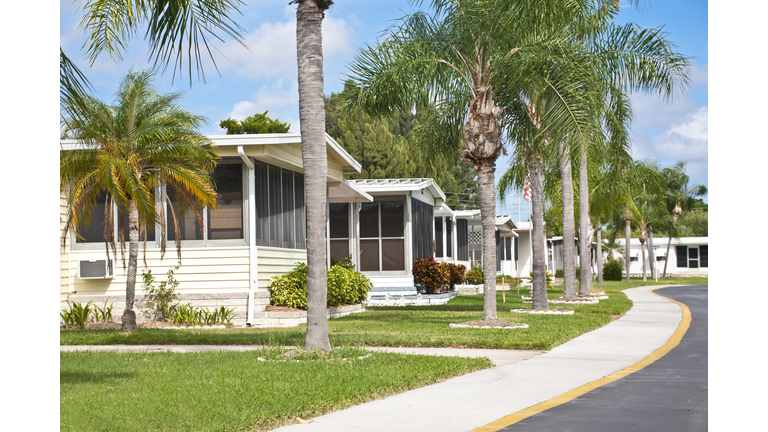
60 347 491 432
60 277 705 350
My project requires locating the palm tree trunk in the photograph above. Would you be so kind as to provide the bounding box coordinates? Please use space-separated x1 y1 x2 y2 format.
530 155 549 311
557 140 577 300
596 221 603 285
477 161 498 320
640 236 647 282
121 199 139 333
578 147 591 295
297 0 330 351
624 219 631 282
647 226 657 278
663 232 673 277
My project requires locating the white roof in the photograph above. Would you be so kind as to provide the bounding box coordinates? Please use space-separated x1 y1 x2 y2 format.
348 178 447 202
61 132 363 174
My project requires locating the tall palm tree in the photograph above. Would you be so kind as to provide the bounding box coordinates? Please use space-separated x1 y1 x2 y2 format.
661 161 707 277
343 0 591 317
61 70 219 333
294 0 333 350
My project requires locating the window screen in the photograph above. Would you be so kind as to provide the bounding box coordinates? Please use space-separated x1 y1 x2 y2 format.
446 217 453 258
207 163 243 240
119 209 155 242
699 245 708 268
294 173 306 250
457 219 468 261
254 161 269 246
268 165 282 247
167 187 203 241
281 170 294 248
434 217 444 258
505 237 512 261
329 203 349 262
675 245 687 268
688 247 699 269
411 198 434 260
76 191 109 243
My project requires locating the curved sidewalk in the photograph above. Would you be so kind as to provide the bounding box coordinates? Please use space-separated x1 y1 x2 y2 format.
271 285 683 432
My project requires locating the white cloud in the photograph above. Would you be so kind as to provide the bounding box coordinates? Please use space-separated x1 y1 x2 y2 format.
225 79 300 132
651 105 708 160
217 15 354 80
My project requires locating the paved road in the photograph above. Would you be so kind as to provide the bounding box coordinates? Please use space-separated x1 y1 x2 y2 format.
497 284 708 432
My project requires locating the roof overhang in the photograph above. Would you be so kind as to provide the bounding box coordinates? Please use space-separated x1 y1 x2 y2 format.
328 181 374 203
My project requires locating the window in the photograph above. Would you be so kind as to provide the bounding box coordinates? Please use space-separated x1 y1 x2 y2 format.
253 161 306 249
699 245 708 268
505 237 512 261
688 246 699 269
411 198 433 260
360 199 406 273
457 219 468 261
445 217 453 258
75 190 109 244
434 217 444 258
329 203 350 262
167 162 245 244
74 190 157 248
676 245 687 268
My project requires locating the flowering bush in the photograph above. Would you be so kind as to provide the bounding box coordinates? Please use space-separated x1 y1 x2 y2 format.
413 255 449 294
603 258 624 281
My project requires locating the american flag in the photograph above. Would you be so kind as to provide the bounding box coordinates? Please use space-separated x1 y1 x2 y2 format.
523 176 532 203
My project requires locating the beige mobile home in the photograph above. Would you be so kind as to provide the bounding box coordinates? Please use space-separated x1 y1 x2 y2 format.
60 133 369 326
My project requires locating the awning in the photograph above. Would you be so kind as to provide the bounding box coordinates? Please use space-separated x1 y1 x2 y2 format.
328 181 374 203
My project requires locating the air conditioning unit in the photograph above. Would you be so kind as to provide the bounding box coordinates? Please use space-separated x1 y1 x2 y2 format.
78 259 114 279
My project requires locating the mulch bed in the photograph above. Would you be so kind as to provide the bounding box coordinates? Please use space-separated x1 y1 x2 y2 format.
60 321 233 330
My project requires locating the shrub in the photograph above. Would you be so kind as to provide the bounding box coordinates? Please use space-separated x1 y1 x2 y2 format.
60 301 94 329
330 256 354 269
141 266 180 321
268 263 309 309
441 262 467 291
555 269 564 279
269 262 373 310
466 263 483 285
524 270 555 290
603 258 624 281
412 255 449 294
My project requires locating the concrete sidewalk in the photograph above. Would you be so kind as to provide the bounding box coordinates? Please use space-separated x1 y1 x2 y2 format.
271 285 682 432
60 285 682 432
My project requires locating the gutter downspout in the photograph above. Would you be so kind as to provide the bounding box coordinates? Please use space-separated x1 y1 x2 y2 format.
238 146 257 326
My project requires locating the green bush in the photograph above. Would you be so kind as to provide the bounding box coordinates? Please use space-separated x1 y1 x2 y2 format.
603 258 624 281
466 263 483 285
555 269 564 279
268 262 372 310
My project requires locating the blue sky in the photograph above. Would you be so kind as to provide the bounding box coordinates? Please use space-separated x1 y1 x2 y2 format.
58 0 708 220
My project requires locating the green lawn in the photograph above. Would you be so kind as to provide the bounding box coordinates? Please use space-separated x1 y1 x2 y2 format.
60 277 705 350
61 347 491 432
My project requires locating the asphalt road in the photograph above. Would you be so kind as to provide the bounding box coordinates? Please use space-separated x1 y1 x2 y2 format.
497 284 708 432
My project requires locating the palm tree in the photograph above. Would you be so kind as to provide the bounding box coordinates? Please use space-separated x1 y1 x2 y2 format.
661 161 707 277
294 0 334 350
343 0 595 317
61 70 219 333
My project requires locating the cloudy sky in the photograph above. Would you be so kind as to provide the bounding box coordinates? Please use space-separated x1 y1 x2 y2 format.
58 0 708 218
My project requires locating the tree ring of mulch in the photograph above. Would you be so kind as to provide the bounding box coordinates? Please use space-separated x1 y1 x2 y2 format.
449 319 529 329
510 309 574 315
547 298 600 304
60 322 232 330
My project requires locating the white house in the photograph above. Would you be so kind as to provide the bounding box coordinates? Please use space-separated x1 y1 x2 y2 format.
616 237 708 277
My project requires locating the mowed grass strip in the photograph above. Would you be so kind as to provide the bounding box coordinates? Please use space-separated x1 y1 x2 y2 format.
60 348 491 432
60 277 706 350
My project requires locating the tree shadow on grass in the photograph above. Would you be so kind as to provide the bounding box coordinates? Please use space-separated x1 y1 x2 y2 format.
60 370 137 384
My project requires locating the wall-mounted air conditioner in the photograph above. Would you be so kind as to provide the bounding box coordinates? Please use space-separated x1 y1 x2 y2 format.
78 259 114 279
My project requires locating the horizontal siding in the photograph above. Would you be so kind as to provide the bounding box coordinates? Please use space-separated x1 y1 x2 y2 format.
67 247 251 298
258 247 307 289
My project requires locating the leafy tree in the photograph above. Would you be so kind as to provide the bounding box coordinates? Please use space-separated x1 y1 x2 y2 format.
677 209 708 237
326 91 479 208
293 0 334 351
219 111 290 134
61 70 219 333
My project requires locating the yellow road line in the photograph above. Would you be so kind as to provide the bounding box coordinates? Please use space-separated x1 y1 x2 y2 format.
471 288 692 432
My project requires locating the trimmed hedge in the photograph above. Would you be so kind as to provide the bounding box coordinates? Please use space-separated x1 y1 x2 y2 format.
268 262 372 310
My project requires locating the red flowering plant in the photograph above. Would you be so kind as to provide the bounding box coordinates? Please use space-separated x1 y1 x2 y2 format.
412 255 449 294
441 262 467 291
